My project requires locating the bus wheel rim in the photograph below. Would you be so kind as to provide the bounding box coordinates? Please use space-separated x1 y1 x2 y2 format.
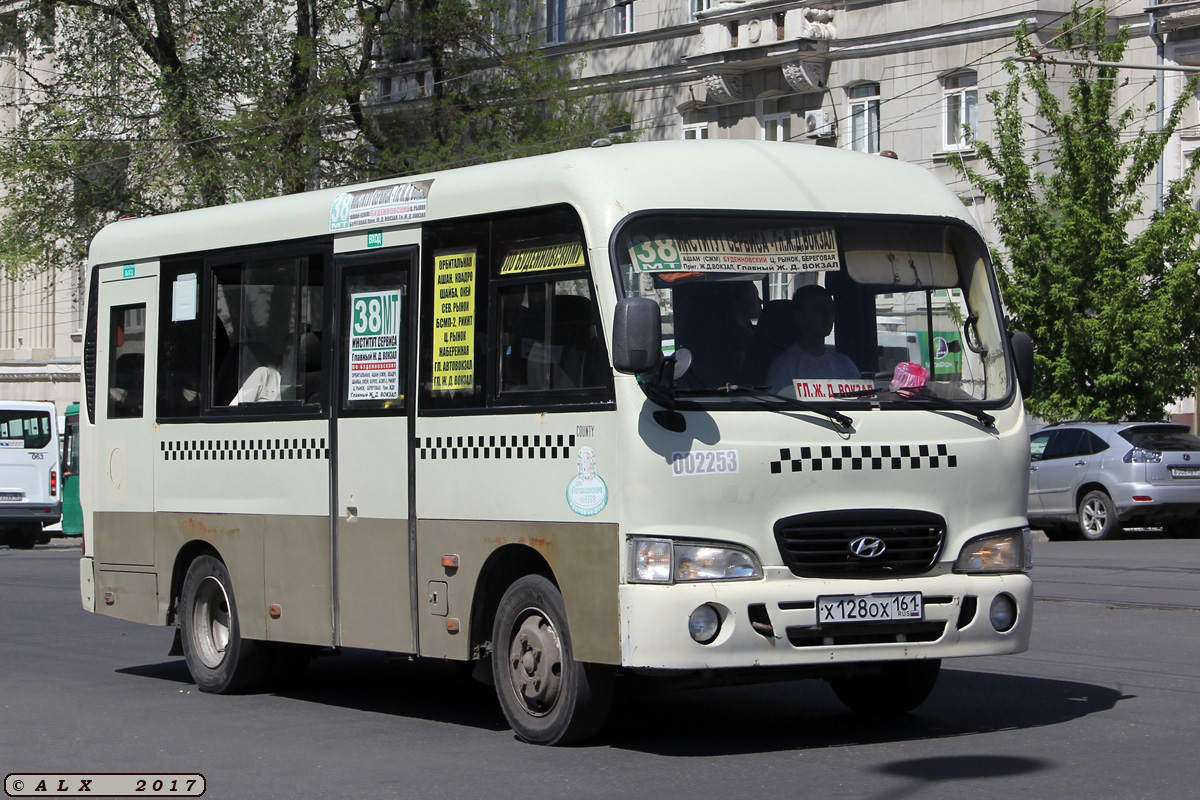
192 576 232 669
506 609 563 717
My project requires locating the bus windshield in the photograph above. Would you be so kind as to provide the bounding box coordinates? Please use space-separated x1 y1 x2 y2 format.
0 408 54 450
616 214 1011 405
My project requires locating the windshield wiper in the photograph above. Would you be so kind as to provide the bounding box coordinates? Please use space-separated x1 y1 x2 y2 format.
828 383 995 427
681 384 855 430
639 352 853 430
887 386 996 428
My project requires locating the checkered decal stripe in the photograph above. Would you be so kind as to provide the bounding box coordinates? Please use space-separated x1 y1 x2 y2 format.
769 443 957 474
162 438 329 461
417 434 575 461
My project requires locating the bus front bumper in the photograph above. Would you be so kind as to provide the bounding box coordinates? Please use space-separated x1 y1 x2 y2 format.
80 556 95 613
618 568 1032 670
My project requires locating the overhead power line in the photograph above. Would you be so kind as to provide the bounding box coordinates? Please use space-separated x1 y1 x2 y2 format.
1008 56 1200 73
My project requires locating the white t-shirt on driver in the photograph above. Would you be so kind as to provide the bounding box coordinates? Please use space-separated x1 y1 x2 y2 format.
767 343 860 397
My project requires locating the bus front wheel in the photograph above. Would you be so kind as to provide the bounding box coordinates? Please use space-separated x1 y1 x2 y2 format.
491 574 612 745
829 659 941 716
179 555 267 693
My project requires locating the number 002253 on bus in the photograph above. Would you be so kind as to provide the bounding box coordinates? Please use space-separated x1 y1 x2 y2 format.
818 593 924 623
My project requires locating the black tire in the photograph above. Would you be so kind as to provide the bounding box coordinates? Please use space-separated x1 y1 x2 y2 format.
491 574 612 745
829 659 941 716
1078 490 1119 541
1040 525 1076 542
1166 522 1200 539
179 555 268 693
9 524 39 549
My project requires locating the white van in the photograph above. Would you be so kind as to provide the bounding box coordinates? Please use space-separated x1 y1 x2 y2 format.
1 400 61 548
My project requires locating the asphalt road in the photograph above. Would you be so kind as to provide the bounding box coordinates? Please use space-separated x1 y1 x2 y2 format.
2 536 1199 800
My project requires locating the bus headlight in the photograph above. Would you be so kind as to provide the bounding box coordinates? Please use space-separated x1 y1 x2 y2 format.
629 538 762 584
954 528 1032 574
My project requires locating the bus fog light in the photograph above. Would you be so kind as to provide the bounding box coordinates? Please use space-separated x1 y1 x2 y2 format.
989 594 1017 632
688 604 721 644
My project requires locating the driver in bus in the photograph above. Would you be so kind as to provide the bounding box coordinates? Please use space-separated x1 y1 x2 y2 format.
766 283 859 397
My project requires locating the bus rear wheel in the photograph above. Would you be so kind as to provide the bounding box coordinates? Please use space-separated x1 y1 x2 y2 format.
179 555 267 693
8 523 39 549
491 574 612 745
829 659 941 716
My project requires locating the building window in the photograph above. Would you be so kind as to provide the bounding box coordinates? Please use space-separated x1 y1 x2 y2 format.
847 83 880 153
547 0 567 45
613 0 634 35
943 71 978 150
760 97 791 142
1185 79 1200 138
689 0 711 17
682 122 709 140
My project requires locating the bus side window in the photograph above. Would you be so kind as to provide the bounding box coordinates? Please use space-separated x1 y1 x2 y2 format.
340 264 409 412
211 256 323 408
420 220 489 410
498 279 606 393
108 304 146 419
158 259 203 418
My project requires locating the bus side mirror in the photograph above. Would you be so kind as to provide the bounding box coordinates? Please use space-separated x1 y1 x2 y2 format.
612 297 663 375
1009 329 1034 399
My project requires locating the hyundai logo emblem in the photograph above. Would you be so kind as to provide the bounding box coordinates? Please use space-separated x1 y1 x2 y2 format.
1185 454 1192 462
849 536 887 558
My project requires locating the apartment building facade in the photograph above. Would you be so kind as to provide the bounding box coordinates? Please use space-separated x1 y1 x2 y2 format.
1 9 81 414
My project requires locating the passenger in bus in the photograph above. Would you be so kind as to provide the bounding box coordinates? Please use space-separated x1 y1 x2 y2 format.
109 352 145 416
728 281 763 371
676 281 761 387
744 299 798 386
766 283 859 396
229 344 292 405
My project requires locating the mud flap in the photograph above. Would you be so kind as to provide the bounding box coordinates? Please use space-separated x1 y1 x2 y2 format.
168 626 184 657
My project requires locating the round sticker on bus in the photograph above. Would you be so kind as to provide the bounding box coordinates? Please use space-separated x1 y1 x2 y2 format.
567 446 608 516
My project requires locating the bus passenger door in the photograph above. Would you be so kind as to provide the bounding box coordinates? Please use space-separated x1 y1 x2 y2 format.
332 248 417 652
94 264 157 567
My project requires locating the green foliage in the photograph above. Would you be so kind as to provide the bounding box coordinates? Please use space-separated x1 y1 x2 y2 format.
0 0 629 279
359 0 630 176
950 4 1200 421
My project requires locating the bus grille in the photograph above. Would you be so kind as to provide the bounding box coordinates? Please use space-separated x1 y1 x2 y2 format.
773 510 945 577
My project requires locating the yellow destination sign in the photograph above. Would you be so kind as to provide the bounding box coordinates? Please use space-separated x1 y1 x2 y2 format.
500 241 586 275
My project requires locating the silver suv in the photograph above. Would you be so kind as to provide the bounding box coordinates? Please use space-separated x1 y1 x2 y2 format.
1028 422 1200 541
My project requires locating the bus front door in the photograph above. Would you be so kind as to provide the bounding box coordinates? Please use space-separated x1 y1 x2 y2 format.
93 265 156 568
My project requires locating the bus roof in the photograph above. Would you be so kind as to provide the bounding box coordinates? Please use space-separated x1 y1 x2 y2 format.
0 400 58 412
88 140 976 267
